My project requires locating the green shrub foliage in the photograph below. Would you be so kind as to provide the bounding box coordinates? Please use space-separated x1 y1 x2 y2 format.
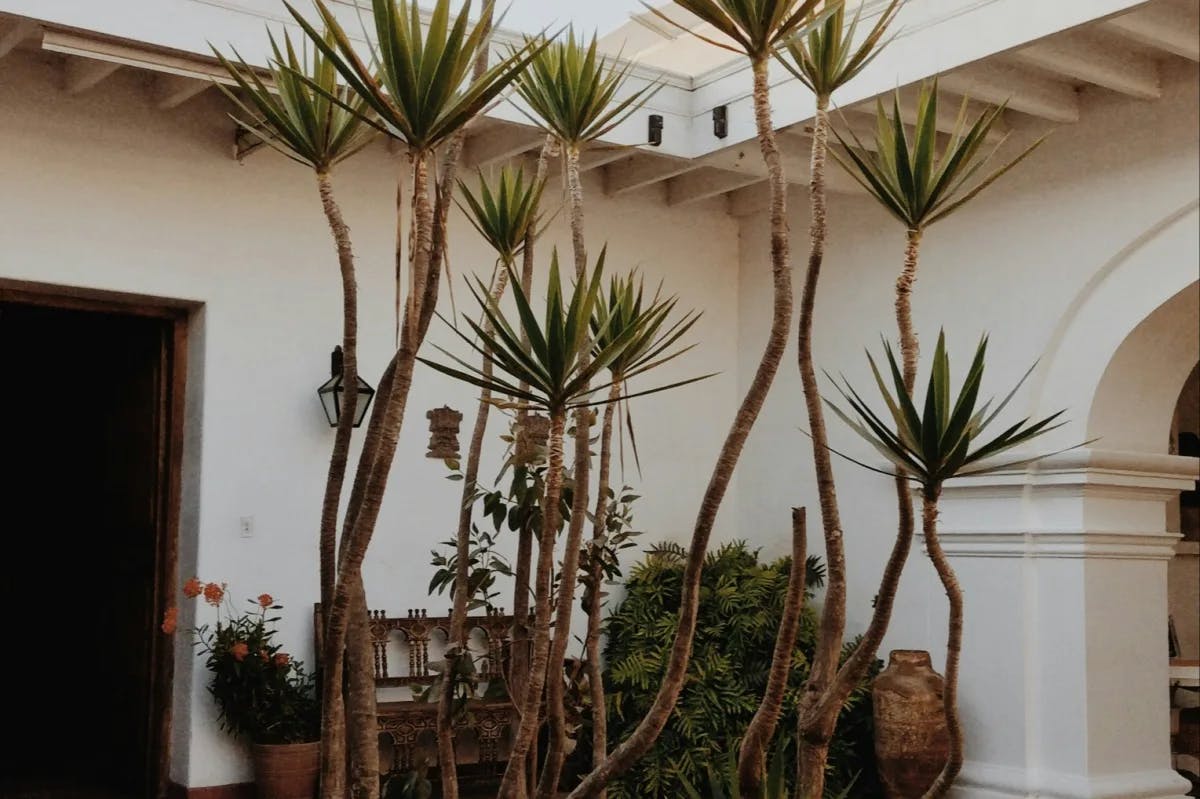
602 540 881 798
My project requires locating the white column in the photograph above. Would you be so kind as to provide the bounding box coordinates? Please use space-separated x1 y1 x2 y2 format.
927 449 1198 799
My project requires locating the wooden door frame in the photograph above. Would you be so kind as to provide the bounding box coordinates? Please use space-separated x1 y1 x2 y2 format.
0 278 198 799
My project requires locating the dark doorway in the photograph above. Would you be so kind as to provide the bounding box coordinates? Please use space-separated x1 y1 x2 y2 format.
0 289 187 799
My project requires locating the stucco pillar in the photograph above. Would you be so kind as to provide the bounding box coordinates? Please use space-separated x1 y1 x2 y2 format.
925 449 1198 799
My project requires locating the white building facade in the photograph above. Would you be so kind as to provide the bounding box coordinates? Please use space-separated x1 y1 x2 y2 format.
0 1 1196 797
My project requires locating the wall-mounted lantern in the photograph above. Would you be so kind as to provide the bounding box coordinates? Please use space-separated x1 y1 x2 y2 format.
713 105 728 139
648 114 664 147
426 406 463 459
317 346 375 428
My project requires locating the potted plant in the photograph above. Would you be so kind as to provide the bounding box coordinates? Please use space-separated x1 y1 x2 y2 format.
163 579 320 799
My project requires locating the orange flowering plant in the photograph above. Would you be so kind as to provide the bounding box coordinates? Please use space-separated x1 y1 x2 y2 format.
165 580 318 744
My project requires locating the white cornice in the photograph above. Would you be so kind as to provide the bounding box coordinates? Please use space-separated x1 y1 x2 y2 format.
0 0 1156 159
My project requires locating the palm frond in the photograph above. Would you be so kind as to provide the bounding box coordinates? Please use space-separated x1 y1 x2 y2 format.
456 165 547 264
420 251 709 413
212 29 377 170
285 0 548 152
827 330 1071 488
651 0 832 60
830 79 1046 230
513 28 660 147
777 0 901 99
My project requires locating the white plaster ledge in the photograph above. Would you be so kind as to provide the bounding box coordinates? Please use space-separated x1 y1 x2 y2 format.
943 449 1200 497
956 760 1192 798
937 529 1183 560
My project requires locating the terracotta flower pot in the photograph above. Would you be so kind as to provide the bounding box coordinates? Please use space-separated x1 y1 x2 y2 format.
252 741 320 799
872 650 950 799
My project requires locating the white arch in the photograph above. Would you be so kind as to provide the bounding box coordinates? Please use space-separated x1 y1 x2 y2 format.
1028 200 1200 453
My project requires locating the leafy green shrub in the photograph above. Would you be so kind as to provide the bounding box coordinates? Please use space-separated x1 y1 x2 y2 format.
602 541 881 798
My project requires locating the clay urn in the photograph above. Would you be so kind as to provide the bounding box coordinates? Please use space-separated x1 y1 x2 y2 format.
872 649 950 798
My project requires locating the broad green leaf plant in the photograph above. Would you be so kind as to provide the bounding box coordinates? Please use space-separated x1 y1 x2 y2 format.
827 332 1069 797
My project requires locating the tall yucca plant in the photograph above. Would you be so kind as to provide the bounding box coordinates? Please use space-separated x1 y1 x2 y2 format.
419 253 709 799
213 29 379 799
512 29 656 797
732 4 900 795
442 165 546 794
569 4 826 798
280 3 544 797
584 274 701 789
832 80 1045 385
826 332 1068 797
458 166 546 266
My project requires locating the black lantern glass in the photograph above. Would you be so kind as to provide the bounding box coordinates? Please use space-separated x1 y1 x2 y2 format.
317 346 375 428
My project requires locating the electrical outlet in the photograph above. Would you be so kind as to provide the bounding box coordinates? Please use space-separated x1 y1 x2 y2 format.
239 516 254 539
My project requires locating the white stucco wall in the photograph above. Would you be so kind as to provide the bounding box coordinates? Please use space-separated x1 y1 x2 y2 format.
0 52 741 786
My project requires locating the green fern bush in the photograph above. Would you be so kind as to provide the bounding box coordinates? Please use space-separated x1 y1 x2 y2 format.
600 540 881 798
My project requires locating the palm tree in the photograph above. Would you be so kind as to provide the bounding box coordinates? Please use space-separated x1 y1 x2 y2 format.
284 1 545 794
418 253 709 799
512 30 657 797
827 332 1069 796
833 80 1044 387
728 5 899 793
212 29 377 799
831 84 1043 797
586 273 701 792
509 136 559 797
568 3 825 797
441 166 545 787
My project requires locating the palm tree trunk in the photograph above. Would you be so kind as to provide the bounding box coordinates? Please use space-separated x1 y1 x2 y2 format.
321 150 433 797
583 381 621 799
537 141 592 799
794 123 922 797
739 508 807 797
416 9 492 347
437 264 514 799
347 574 379 799
508 135 558 797
567 54 793 799
896 229 922 384
792 97 850 798
920 488 963 798
800 227 925 755
314 168 357 799
501 410 569 799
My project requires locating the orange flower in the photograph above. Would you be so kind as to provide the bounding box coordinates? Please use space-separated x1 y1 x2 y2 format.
203 582 225 607
161 607 178 635
230 642 249 662
182 577 204 599
259 649 270 663
273 652 290 668
257 593 274 608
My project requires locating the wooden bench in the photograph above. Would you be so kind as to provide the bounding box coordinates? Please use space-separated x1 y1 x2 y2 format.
315 605 522 778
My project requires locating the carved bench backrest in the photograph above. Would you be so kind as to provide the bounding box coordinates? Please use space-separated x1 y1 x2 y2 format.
314 604 515 687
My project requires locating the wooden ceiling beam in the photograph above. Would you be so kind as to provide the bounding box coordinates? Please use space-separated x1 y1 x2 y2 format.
1105 2 1200 62
939 59 1080 123
63 56 122 94
1012 29 1161 100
